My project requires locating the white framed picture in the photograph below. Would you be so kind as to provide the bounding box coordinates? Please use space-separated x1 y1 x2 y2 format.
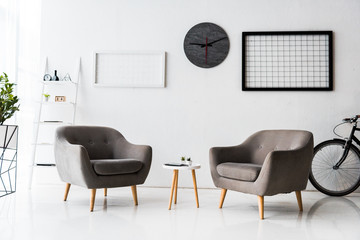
93 51 166 88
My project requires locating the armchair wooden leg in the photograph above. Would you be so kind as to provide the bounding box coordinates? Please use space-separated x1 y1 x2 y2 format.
64 183 71 201
104 188 107 197
131 185 138 206
219 189 227 208
295 191 303 211
90 189 96 212
258 196 264 220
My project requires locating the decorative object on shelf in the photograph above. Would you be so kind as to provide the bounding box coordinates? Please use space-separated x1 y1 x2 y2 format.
184 22 230 68
0 73 19 197
43 93 50 102
242 31 333 91
93 51 166 88
55 96 66 102
62 73 72 82
52 70 59 81
43 74 52 81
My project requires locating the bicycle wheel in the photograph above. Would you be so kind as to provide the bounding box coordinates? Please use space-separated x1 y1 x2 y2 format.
309 139 360 196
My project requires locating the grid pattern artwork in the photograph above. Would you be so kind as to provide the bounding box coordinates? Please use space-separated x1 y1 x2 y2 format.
93 51 166 88
242 31 333 91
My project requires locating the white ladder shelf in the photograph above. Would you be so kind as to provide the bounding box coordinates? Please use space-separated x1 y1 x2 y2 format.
29 57 80 187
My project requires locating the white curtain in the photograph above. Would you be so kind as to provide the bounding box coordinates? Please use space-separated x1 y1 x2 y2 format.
0 0 19 79
0 0 42 186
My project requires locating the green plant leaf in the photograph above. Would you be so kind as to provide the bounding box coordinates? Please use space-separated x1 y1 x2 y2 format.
0 73 20 124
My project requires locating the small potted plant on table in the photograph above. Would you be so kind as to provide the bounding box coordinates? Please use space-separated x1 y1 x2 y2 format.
180 156 192 166
186 157 192 166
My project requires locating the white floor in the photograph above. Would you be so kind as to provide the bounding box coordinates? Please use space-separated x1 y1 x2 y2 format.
1 183 360 240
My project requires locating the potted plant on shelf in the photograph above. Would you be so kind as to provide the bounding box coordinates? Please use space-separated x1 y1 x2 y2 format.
43 93 50 102
0 72 20 197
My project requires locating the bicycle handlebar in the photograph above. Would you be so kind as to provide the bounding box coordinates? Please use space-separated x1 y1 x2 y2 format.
342 115 360 123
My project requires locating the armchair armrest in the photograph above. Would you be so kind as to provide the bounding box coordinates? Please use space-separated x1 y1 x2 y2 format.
113 140 152 182
113 140 152 163
54 138 98 188
122 143 152 162
209 144 251 184
210 144 251 167
255 143 313 196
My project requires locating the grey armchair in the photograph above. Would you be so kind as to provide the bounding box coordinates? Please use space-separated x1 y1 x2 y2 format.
210 130 313 219
54 126 152 211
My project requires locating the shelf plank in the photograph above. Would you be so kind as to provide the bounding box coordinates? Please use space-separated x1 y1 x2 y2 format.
37 101 75 105
31 143 54 146
34 121 73 125
41 81 77 85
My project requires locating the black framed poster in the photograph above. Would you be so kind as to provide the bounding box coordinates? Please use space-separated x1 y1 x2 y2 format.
242 31 333 91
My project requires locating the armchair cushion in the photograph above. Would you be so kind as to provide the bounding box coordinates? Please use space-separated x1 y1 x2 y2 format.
90 159 143 176
217 162 262 182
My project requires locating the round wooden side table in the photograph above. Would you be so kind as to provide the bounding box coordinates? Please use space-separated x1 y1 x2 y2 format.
163 163 201 210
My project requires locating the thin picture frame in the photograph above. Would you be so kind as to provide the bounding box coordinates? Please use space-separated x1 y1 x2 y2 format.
242 31 333 91
93 51 166 88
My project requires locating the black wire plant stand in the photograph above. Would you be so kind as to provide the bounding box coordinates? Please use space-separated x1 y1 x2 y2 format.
0 125 18 198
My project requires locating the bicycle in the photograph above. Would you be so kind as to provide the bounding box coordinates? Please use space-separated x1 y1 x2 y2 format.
309 115 360 196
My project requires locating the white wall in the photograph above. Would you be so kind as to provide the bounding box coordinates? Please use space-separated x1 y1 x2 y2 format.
39 0 360 188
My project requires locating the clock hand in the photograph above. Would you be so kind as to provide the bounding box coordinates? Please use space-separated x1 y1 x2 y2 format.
189 42 205 46
207 37 228 46
189 42 208 48
205 37 208 64
190 37 228 48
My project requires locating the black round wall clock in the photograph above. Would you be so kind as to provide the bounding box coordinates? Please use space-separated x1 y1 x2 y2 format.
184 22 230 68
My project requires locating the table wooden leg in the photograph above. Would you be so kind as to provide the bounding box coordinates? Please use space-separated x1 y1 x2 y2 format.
192 169 199 208
168 170 177 210
174 170 178 204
